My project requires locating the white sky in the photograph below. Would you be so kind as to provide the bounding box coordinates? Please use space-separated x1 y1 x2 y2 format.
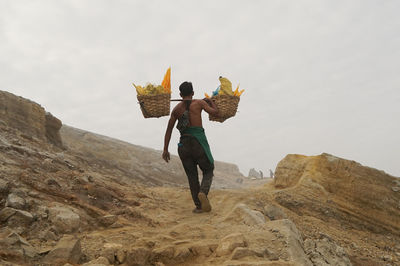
1 0 399 177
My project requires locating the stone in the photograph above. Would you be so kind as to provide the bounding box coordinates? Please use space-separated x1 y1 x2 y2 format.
48 205 80 233
174 247 192 262
99 215 118 227
216 233 247 257
39 229 58 242
44 235 82 264
102 242 123 263
6 209 34 227
81 256 110 266
263 204 287 220
151 245 175 262
5 193 26 210
392 187 400 192
37 205 49 219
116 249 126 264
266 219 312 266
46 178 61 188
225 203 266 226
304 236 351 266
0 179 10 194
248 168 262 179
0 207 17 222
4 232 38 258
125 247 151 266
190 243 218 257
231 247 256 260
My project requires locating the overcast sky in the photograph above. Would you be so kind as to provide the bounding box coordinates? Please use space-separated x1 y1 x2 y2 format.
1 0 399 177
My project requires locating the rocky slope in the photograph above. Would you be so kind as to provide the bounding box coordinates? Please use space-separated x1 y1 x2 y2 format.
0 90 399 266
59 125 248 189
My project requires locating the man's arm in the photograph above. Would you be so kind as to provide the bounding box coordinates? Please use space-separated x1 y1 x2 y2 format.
162 112 177 162
201 98 219 116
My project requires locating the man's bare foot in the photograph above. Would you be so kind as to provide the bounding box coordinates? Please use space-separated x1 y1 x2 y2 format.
198 192 211 212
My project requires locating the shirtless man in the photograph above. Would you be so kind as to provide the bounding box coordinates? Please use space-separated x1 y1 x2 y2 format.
162 81 218 213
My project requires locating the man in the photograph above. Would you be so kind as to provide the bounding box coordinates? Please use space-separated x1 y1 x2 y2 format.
162 81 218 213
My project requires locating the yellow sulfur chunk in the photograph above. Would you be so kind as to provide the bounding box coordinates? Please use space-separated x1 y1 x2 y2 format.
204 93 210 98
219 76 234 95
233 84 239 96
161 67 171 93
133 83 146 95
156 85 165 94
238 89 245 96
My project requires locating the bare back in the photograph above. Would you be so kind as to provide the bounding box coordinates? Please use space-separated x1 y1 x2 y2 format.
172 99 204 127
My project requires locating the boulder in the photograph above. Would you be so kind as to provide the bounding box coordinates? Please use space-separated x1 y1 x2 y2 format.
2 231 38 259
48 205 80 233
263 204 287 220
5 193 26 210
216 233 247 257
230 247 257 260
44 235 82 264
102 242 123 264
150 245 175 263
224 203 266 226
173 247 193 263
0 207 17 222
0 207 34 228
81 256 110 266
125 247 151 266
116 249 126 264
248 168 262 179
304 235 351 266
0 179 10 194
99 215 118 227
266 219 312 266
190 242 218 257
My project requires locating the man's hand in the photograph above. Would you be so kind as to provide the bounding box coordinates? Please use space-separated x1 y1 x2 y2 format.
203 98 212 106
162 150 170 163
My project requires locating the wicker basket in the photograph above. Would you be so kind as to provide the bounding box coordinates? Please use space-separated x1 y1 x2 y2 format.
137 93 171 118
209 94 240 122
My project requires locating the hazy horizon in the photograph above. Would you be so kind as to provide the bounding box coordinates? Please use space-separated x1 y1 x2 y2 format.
1 0 399 177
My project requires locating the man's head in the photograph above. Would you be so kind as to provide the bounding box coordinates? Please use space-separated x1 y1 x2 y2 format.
179 81 194 97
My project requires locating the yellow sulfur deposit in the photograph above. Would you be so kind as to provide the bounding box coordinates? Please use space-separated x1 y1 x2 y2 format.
133 83 145 95
134 83 167 96
218 76 234 95
134 67 172 96
233 84 240 96
213 77 244 97
204 93 211 98
161 67 171 93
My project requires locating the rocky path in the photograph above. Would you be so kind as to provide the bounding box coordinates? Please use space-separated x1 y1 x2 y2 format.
76 185 350 266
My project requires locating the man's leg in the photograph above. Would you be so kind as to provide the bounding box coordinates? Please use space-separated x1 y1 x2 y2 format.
191 138 213 212
192 139 214 195
178 142 201 209
198 158 214 195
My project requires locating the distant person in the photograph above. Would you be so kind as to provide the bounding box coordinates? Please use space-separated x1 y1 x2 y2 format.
162 81 218 213
269 169 274 179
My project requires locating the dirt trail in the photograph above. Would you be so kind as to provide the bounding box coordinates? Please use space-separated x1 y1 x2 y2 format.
79 185 284 266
